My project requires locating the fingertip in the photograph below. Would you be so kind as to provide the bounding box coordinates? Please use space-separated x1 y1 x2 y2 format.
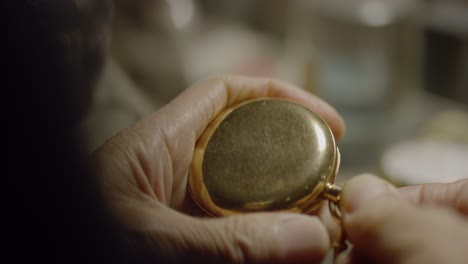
332 115 346 141
272 78 347 141
335 249 368 264
341 174 396 214
327 111 346 141
335 250 351 264
276 214 330 263
240 76 346 141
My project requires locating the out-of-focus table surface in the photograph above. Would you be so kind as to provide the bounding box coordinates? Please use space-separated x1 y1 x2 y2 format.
337 90 468 185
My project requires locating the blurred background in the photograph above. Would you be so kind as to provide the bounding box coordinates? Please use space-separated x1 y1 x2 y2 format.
80 0 468 188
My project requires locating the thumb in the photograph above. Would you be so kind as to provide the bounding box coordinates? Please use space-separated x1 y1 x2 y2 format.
139 209 330 264
338 174 409 263
338 174 468 264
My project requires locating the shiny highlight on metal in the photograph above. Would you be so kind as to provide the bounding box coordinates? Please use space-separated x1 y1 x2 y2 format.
189 98 343 219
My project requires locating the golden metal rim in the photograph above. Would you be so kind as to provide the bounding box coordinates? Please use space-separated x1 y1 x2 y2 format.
188 98 339 216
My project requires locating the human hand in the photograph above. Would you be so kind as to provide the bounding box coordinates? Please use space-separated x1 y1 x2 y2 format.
337 174 468 264
93 75 345 263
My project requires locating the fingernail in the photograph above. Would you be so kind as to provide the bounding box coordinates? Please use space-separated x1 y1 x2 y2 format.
341 174 394 214
276 215 329 262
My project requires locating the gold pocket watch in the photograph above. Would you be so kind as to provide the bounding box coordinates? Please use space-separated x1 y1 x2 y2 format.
188 98 344 247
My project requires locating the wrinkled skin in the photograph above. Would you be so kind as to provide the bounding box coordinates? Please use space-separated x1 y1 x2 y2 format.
93 75 345 264
337 174 468 264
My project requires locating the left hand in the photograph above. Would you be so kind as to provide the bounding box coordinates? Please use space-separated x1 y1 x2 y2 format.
93 75 345 263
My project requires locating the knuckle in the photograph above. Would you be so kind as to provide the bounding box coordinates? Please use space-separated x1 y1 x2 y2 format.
221 215 281 264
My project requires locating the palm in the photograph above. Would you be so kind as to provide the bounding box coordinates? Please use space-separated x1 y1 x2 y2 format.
93 76 345 263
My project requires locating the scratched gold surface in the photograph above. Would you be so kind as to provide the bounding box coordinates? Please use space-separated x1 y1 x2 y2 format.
195 99 337 212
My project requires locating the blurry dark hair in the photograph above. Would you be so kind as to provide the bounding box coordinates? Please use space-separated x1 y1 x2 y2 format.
8 0 112 123
5 1 131 263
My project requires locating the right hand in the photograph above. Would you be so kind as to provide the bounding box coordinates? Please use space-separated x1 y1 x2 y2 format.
337 174 468 264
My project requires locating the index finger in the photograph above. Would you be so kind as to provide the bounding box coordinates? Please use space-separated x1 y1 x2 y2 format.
399 179 468 216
